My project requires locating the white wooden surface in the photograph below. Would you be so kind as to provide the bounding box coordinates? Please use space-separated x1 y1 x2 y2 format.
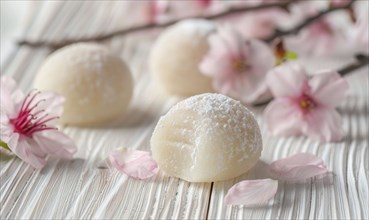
1 2 368 219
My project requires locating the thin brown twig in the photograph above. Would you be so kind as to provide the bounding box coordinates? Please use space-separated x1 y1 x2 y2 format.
263 0 355 43
338 54 369 76
17 0 298 49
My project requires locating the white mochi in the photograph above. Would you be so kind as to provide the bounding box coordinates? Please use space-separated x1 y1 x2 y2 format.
151 93 262 182
34 43 133 127
149 19 216 96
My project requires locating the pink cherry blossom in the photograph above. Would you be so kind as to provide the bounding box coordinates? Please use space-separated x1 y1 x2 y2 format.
286 17 341 56
126 0 169 24
330 0 352 7
283 1 347 56
264 62 349 142
147 0 170 23
199 26 275 103
109 147 158 179
224 179 278 206
142 0 221 23
234 9 288 40
196 0 213 9
270 153 328 181
0 76 77 168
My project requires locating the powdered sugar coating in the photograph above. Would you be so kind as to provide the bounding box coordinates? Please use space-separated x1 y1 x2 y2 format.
149 19 216 96
151 93 262 182
34 43 133 126
66 44 109 74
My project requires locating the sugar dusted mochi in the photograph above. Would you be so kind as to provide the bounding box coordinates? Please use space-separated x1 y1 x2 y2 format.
151 93 262 182
34 43 133 126
149 19 215 96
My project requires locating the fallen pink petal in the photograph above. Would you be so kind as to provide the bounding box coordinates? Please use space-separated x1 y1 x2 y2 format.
270 153 328 182
109 147 159 179
224 179 278 206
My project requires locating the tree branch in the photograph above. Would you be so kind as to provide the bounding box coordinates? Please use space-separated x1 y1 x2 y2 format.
263 0 355 43
17 0 298 49
338 54 369 76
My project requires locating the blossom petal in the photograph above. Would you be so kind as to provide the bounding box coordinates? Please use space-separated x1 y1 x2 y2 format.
217 26 245 57
109 147 158 179
232 40 274 103
303 108 344 142
270 153 328 182
199 44 233 80
247 40 275 74
7 134 47 169
237 9 287 39
33 130 77 159
31 91 66 126
264 98 302 137
0 120 12 142
224 179 278 206
309 71 349 108
266 62 308 98
0 76 23 116
196 0 212 9
234 77 269 104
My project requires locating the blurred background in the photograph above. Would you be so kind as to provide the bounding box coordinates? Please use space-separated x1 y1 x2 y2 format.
1 0 367 68
1 1 32 64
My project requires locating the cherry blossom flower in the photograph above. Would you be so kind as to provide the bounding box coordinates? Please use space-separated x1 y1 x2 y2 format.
330 0 352 7
109 147 158 179
264 62 349 142
234 9 288 40
142 0 221 23
147 0 170 24
283 1 347 56
196 0 213 9
0 76 77 168
286 18 342 56
199 26 275 103
134 0 169 24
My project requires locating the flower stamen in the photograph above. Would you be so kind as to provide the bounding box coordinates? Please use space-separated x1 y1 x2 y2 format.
10 91 56 137
299 95 316 112
233 58 248 73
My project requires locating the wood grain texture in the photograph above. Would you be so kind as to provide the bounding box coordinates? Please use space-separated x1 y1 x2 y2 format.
1 2 368 219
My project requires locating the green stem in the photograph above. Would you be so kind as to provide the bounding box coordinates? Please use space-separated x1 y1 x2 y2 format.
0 140 11 151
